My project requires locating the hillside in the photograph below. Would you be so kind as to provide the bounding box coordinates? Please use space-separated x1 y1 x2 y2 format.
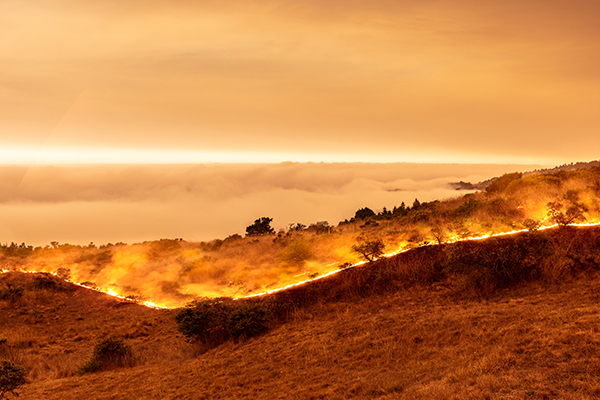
2 165 600 308
5 265 600 399
4 164 600 398
3 224 600 399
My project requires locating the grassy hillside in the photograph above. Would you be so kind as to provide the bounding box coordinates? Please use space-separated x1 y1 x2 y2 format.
3 224 600 398
2 166 600 307
4 164 600 398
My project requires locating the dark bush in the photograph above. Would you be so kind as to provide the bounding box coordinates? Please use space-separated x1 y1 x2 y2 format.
78 337 138 374
0 360 27 399
175 298 273 346
442 234 553 298
0 285 24 302
175 299 232 346
227 303 270 340
33 275 64 291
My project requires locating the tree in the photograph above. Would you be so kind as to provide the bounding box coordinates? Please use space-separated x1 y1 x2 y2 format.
245 217 275 236
354 207 375 220
288 223 306 232
0 360 27 399
430 225 448 244
547 201 585 227
352 239 385 262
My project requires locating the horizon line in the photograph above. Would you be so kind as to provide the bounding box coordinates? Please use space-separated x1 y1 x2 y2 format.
0 146 556 166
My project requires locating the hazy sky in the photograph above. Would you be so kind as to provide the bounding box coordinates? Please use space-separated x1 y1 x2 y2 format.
1 1 598 244
2 0 599 164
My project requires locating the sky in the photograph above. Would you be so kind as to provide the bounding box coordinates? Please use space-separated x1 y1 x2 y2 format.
1 0 599 164
1 1 599 245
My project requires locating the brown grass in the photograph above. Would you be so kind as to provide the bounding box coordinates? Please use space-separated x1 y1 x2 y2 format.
4 258 600 399
0 272 187 383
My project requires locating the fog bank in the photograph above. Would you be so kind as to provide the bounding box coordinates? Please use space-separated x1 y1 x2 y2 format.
0 163 540 246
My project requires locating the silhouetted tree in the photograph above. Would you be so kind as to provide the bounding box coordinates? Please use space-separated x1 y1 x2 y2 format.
430 225 448 244
246 217 275 236
288 223 306 232
547 201 585 227
354 207 375 220
352 239 385 262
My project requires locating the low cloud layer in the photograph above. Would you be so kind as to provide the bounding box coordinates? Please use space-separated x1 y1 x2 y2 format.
0 163 537 246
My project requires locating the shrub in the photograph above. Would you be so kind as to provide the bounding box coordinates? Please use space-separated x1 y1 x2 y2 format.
175 299 232 346
0 286 24 303
443 234 553 299
547 201 586 227
0 360 27 400
33 275 64 291
278 239 313 266
55 267 71 281
227 303 270 340
175 299 273 346
78 338 138 374
523 219 542 232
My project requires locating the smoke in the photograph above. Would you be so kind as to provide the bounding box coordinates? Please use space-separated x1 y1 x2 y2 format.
0 163 536 246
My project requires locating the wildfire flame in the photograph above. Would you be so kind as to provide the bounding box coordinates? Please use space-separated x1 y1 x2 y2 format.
243 220 600 298
2 220 600 308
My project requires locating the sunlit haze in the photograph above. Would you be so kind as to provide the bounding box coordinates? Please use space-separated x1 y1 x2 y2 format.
1 0 599 245
2 0 600 164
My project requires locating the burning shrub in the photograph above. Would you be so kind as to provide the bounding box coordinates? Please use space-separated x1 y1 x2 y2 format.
78 338 138 374
547 201 586 227
55 267 71 281
278 239 313 266
0 360 27 400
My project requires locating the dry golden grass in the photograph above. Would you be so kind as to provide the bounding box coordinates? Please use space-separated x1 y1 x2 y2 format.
5 268 600 399
0 272 188 383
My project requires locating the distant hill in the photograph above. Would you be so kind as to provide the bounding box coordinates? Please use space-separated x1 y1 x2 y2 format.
451 159 600 190
525 159 600 175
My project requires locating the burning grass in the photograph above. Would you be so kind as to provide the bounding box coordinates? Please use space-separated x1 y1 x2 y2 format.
174 225 600 352
2 224 600 398
2 166 600 308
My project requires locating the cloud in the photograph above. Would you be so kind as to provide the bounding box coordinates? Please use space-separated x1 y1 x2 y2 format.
0 163 536 245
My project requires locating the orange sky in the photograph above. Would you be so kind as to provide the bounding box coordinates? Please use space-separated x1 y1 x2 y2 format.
2 0 599 164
